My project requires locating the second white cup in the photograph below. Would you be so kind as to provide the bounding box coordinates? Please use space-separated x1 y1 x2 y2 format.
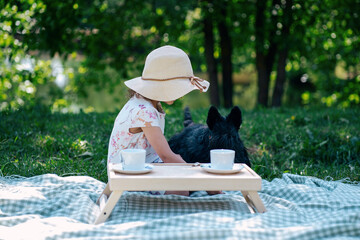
210 149 235 170
121 149 146 171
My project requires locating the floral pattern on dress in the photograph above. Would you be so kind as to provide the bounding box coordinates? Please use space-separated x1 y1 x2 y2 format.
107 96 165 165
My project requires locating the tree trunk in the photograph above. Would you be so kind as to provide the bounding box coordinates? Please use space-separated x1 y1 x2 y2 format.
255 0 269 107
272 0 293 107
256 53 270 107
202 2 220 107
255 0 280 107
272 48 288 106
218 4 233 108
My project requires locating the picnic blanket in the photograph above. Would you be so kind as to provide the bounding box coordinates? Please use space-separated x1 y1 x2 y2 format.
1 173 359 240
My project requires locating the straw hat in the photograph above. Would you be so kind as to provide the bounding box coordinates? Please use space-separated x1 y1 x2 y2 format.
124 45 210 101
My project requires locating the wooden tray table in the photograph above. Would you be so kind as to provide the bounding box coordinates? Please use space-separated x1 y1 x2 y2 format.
95 163 266 224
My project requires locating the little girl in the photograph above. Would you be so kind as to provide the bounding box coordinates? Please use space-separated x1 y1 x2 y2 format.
107 45 212 196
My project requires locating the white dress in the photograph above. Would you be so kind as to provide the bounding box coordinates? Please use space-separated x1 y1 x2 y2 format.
107 96 165 165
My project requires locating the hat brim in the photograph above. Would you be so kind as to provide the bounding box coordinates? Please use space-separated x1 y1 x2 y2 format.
124 77 210 102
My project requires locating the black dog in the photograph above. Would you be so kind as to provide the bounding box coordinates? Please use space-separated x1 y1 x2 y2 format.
168 106 251 167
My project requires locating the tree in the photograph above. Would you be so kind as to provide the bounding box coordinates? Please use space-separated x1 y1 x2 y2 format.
202 1 220 107
0 1 55 110
8 0 359 109
254 0 281 107
217 0 233 108
254 0 360 107
271 0 293 107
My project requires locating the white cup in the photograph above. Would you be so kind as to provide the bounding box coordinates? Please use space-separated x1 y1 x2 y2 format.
120 149 146 171
210 149 235 170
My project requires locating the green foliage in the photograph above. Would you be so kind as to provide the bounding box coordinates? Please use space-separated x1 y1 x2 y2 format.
1 0 359 110
285 0 360 107
320 76 360 108
27 0 193 80
1 106 359 182
0 1 55 110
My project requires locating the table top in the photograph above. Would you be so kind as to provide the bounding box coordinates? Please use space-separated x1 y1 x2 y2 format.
108 163 262 191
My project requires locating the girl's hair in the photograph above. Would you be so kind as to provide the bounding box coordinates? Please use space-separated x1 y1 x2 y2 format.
128 89 143 99
128 89 164 113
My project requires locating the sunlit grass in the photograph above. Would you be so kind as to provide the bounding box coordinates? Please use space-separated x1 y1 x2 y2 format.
0 106 359 183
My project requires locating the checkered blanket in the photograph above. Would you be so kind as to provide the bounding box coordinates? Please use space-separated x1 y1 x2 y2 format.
1 173 359 240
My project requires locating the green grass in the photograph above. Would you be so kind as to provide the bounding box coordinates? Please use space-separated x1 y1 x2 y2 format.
1 105 359 183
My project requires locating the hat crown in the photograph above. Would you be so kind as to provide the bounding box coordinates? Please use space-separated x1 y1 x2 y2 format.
124 45 209 101
142 46 194 79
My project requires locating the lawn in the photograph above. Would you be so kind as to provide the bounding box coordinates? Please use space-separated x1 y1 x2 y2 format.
0 105 359 183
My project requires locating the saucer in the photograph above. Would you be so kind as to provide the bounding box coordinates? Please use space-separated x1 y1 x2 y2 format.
200 164 244 174
112 163 154 174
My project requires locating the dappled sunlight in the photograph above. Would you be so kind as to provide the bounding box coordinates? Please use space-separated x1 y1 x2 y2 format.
36 134 56 149
234 215 264 229
71 139 89 151
1 185 45 200
107 221 147 231
1 217 91 239
62 175 100 184
35 134 91 154
1 217 146 239
215 216 235 223
283 225 313 234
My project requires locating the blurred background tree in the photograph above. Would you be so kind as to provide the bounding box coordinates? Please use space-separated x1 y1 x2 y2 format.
1 0 359 112
0 0 55 110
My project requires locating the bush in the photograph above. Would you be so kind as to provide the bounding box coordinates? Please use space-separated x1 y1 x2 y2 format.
0 2 56 110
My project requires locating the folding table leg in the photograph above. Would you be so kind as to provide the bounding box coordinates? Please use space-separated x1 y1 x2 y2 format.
241 191 266 213
94 190 123 224
96 183 111 204
241 191 255 213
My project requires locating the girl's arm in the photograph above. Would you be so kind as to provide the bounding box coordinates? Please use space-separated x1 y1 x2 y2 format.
141 126 186 163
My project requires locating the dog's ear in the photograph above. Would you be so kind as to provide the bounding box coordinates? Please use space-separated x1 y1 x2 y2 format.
226 106 242 130
206 106 222 130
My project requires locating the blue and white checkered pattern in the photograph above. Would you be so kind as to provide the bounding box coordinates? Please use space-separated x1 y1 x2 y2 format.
1 173 360 240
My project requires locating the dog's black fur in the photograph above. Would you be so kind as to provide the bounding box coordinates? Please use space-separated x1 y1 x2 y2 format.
168 106 251 167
